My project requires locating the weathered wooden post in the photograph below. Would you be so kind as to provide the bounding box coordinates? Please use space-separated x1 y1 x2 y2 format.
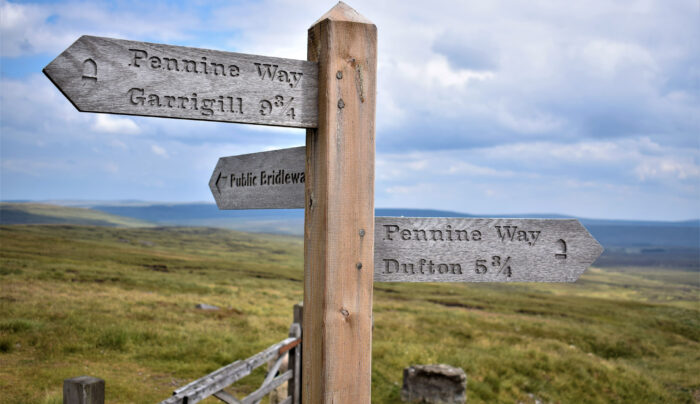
304 3 377 403
63 376 105 404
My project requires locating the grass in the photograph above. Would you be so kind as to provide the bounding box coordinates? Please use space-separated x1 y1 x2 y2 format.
1 224 698 403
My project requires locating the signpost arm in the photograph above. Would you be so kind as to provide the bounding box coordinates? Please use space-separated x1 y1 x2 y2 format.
303 3 377 403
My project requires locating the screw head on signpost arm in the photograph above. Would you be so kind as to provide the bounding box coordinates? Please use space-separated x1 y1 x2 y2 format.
304 2 377 403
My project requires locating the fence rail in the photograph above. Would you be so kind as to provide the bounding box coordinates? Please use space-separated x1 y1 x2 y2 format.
160 304 303 404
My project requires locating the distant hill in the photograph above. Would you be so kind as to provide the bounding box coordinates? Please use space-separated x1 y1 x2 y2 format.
0 203 154 228
3 202 698 269
88 203 699 269
91 203 304 234
87 203 699 243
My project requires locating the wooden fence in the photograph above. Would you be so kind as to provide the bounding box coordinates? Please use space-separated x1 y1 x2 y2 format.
159 303 303 404
63 305 303 404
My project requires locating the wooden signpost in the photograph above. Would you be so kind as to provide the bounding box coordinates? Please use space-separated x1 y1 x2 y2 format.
45 3 602 404
43 36 318 128
209 147 305 210
375 217 602 283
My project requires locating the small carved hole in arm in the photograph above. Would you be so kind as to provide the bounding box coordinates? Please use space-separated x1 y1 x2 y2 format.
82 59 97 81
555 239 567 259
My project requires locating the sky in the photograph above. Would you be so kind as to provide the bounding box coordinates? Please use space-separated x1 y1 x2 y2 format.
1 0 698 221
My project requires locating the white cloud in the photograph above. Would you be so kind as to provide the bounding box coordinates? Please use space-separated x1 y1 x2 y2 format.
1 158 71 176
92 114 141 135
0 75 83 127
375 137 699 218
635 158 700 181
579 39 657 78
103 162 118 173
495 103 565 135
378 150 538 181
447 162 520 178
386 185 420 195
396 57 494 89
0 0 195 57
0 1 29 30
481 137 700 179
151 144 168 158
109 139 128 150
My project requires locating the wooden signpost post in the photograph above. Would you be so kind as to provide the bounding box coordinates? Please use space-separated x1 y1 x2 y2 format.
45 3 602 404
303 4 377 403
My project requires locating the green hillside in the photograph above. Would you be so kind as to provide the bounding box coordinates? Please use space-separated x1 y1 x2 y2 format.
0 225 698 403
0 203 154 228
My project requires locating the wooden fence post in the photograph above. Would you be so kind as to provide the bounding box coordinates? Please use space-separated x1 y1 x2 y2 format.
304 3 377 403
63 376 105 404
288 303 304 404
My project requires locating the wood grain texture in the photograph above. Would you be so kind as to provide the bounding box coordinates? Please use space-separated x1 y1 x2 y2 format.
210 147 305 210
303 3 377 404
374 217 603 283
44 35 318 128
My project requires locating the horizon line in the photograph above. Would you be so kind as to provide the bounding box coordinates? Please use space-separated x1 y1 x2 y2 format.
2 199 699 223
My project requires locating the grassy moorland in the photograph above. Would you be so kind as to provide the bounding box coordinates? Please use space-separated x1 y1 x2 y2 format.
0 224 698 403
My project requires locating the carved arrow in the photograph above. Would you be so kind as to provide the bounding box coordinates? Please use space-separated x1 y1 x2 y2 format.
214 172 224 194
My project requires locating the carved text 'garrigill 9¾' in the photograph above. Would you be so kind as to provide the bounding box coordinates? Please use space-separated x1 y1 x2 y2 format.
125 49 304 120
